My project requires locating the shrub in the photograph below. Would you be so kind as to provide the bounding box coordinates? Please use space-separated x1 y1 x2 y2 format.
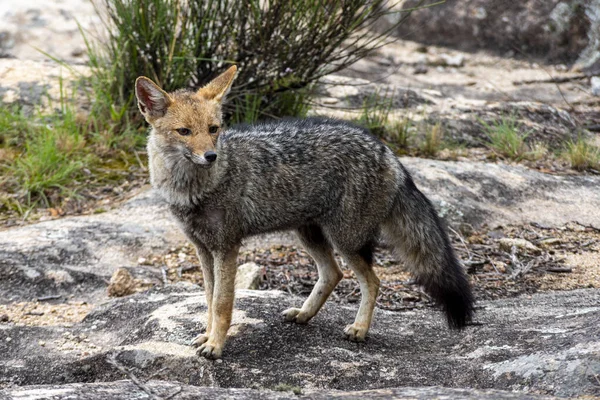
90 0 430 124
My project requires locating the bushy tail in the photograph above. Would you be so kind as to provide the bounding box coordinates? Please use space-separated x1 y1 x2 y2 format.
382 171 474 328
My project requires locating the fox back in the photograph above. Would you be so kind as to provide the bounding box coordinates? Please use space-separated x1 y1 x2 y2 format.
167 118 402 249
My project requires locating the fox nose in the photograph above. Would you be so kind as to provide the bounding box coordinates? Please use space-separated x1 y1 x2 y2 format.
204 151 217 162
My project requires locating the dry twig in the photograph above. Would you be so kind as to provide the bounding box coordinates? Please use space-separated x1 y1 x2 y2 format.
107 353 161 400
107 353 181 400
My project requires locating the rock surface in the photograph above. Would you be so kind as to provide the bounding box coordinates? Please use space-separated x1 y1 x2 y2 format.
0 189 296 304
0 283 598 397
0 380 557 399
387 0 596 66
0 0 100 62
592 76 600 97
0 59 89 113
402 157 600 229
321 40 596 150
0 189 182 304
106 268 137 298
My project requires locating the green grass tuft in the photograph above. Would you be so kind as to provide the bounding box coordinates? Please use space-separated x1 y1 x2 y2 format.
0 81 145 217
273 383 303 395
0 103 88 208
387 116 413 152
527 141 549 161
562 137 600 171
420 122 444 157
355 90 394 137
480 115 532 161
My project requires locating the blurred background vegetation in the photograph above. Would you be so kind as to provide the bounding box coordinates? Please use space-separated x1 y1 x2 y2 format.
2 0 428 216
0 0 599 223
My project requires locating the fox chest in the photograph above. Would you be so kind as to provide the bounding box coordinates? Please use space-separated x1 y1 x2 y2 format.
170 205 230 248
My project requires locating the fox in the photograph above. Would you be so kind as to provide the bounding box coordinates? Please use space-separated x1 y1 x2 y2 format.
134 65 474 360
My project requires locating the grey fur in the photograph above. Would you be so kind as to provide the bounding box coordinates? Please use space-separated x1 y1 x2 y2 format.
148 116 474 346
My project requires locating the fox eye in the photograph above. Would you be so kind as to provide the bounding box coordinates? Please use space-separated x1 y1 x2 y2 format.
208 125 219 134
176 128 192 136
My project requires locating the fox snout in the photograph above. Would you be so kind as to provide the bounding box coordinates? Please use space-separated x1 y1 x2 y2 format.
187 149 218 166
204 151 217 162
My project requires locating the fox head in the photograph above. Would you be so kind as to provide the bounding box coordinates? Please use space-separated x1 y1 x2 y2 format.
135 65 237 167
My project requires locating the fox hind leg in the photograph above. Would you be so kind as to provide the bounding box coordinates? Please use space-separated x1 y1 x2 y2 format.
340 242 380 342
283 225 343 324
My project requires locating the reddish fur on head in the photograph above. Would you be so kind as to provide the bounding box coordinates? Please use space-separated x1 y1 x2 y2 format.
135 66 237 164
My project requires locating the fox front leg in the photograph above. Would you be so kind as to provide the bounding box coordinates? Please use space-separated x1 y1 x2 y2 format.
197 245 240 359
191 245 214 347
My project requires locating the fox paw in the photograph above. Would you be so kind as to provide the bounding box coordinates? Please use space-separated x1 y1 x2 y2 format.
282 308 312 324
190 333 210 347
198 342 223 360
344 324 368 342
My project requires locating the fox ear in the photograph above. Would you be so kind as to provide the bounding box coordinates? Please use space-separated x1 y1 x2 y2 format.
198 65 237 103
135 77 173 119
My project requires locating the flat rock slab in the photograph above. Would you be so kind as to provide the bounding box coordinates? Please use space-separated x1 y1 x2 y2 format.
0 189 296 303
0 283 598 397
0 380 556 399
0 190 183 303
402 157 600 229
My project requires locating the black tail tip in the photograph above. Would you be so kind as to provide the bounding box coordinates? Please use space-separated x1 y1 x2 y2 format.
441 285 475 330
423 277 475 329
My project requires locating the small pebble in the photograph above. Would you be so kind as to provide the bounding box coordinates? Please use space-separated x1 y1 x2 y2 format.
498 238 540 254
0 314 9 322
413 64 428 74
591 76 600 97
540 238 562 247
495 262 507 274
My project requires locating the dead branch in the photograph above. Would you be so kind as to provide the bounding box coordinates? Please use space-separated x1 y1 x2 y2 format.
37 295 61 302
107 353 161 400
574 221 600 232
513 74 588 86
